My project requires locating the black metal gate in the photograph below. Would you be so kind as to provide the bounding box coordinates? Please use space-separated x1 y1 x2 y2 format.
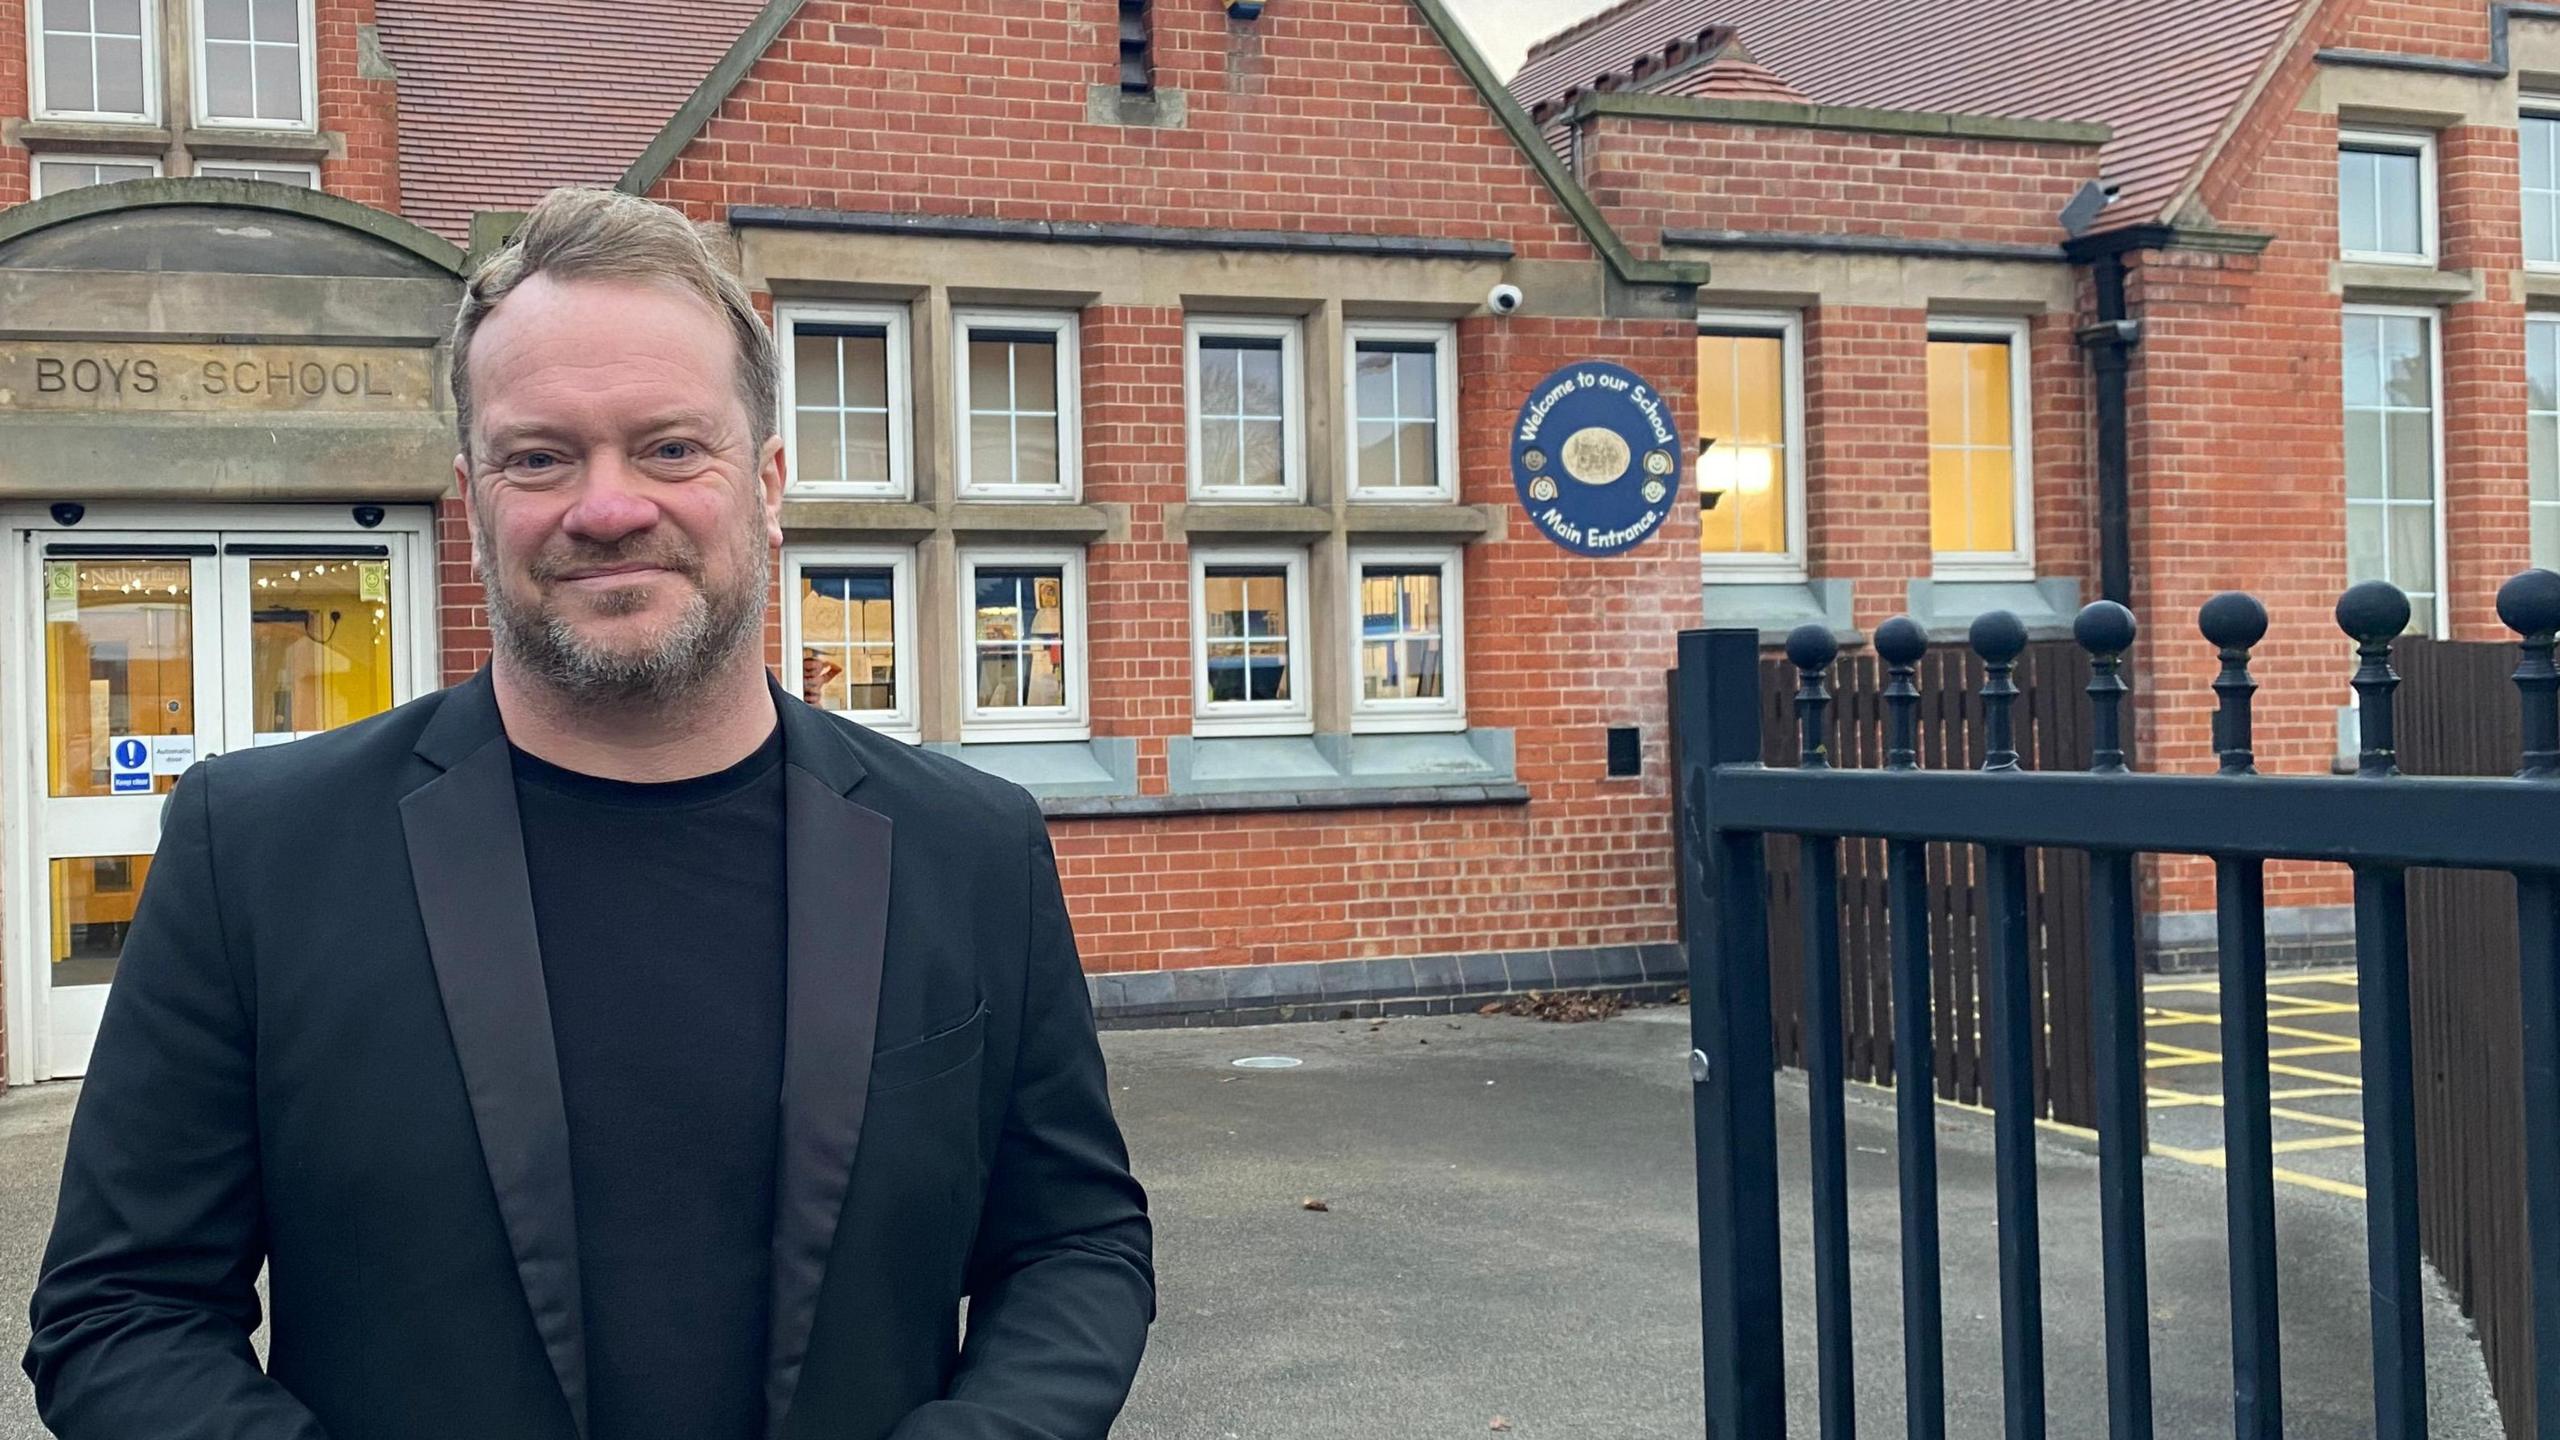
1675 570 2560 1440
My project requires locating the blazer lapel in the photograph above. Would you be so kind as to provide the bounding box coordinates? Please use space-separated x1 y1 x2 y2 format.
763 688 890 1440
401 673 589 1440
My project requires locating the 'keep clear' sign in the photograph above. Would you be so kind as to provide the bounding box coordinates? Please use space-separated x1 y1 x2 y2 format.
1510 361 1683 557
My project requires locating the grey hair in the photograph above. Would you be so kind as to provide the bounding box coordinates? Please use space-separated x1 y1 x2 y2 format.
449 186 778 460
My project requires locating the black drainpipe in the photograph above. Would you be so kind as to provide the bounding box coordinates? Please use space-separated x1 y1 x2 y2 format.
2079 252 2140 608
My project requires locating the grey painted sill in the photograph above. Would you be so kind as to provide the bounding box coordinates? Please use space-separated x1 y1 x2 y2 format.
1905 576 2081 643
1046 728 1522 818
925 737 1138 800
1699 578 1858 644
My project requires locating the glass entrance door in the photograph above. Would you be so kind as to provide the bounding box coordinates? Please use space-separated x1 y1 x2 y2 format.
27 528 420 1079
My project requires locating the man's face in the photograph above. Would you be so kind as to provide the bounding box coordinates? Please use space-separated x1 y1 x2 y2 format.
458 273 785 707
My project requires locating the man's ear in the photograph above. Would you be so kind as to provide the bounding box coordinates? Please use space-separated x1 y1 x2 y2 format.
757 432 787 549
455 454 479 550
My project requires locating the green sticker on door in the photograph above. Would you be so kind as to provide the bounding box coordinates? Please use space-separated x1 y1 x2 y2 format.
359 562 388 603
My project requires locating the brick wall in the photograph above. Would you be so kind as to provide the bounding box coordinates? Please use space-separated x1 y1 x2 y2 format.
1577 112 2105 255
317 0 403 210
0 0 28 207
1045 315 1697 972
645 0 1593 260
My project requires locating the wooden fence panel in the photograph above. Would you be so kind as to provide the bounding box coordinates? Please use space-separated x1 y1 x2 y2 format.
2400 635 2536 1440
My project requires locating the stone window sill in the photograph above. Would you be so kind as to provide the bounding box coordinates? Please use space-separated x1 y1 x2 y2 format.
1905 576 2081 643
925 737 1138 801
184 127 334 162
1343 503 1503 543
1038 728 1525 817
1700 578 1859 645
2333 261 2477 305
13 119 174 154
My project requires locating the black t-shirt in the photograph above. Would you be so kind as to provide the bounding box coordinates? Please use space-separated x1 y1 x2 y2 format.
511 725 788 1440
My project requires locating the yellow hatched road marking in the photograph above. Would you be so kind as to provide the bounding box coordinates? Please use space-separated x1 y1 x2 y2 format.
2151 1141 2368 1200
2272 1134 2368 1154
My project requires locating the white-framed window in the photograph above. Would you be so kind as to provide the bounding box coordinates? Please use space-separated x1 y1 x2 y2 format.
1350 546 1464 733
30 155 161 197
1925 316 2036 581
1345 321 1459 501
192 0 315 131
783 547 918 741
958 548 1088 741
1185 316 1304 501
2526 109 2560 269
2528 317 2560 573
780 303 913 499
2343 305 2446 636
2339 127 2438 266
1695 309 1807 581
192 160 317 186
1190 549 1311 737
31 0 158 123
954 310 1080 501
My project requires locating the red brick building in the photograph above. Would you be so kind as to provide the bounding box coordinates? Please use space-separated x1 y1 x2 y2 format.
0 0 1703 1085
1519 0 2560 953
6 0 2553 1087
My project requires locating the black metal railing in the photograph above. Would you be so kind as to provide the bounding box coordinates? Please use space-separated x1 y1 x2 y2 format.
1676 568 2560 1440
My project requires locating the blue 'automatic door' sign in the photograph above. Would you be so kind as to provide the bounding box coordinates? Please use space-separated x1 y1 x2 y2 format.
1510 360 1682 557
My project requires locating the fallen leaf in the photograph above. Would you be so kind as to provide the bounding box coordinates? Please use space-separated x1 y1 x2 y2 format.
1480 989 1629 1024
1489 1418 1513 1432
1300 1197 1330 1212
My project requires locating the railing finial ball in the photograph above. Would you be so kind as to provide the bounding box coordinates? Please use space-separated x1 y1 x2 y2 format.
1968 609 2029 665
2336 579 2412 646
1875 614 1928 667
2074 600 2137 657
1784 623 1839 675
2198 592 2269 652
2496 567 2560 639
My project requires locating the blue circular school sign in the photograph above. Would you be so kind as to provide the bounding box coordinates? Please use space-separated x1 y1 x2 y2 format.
1510 360 1683 556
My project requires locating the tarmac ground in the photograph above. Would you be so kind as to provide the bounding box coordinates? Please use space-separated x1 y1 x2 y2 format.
0 1001 2501 1438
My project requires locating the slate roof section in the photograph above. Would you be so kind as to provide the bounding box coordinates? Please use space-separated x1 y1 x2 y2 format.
376 0 771 243
1511 0 2310 230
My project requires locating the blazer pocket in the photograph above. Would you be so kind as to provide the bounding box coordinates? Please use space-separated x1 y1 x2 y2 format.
868 1000 988 1094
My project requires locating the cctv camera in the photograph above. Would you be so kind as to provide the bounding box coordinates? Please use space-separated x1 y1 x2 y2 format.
1488 283 1524 315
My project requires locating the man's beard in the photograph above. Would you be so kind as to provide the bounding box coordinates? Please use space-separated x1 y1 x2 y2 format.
476 510 769 712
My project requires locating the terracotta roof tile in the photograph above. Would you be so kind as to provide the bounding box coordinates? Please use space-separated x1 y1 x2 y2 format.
376 0 770 243
1512 0 2309 229
1666 44 1809 105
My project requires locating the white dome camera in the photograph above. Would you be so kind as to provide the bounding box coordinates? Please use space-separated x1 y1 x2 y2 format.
1488 283 1524 316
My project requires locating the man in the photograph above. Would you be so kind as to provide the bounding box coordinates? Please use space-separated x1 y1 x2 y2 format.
25 187 1155 1440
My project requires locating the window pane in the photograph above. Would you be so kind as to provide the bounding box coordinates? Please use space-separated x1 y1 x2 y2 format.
1205 641 1249 702
204 0 251 41
793 333 840 408
2347 505 2385 587
1395 349 1435 418
2533 320 2560 411
1928 450 1968 553
1198 343 1241 414
1203 575 1246 636
1356 420 1397 489
243 559 396 744
794 411 841 485
1238 345 1283 417
2535 505 2560 572
843 412 891 487
203 43 254 119
968 415 1013 487
52 854 157 989
2408 594 2437 636
42 34 94 112
797 568 895 713
1201 421 1240 490
44 0 94 30
1395 420 1437 490
2340 149 2377 253
95 35 145 113
2345 411 2385 500
96 0 140 31
1011 338 1058 412
2383 318 2431 405
1925 342 1968 445
1698 333 1790 557
1400 639 1445 699
1354 348 1395 419
975 652 1021 709
2533 420 2558 504
972 570 1068 713
1965 342 2012 446
841 332 889 408
2385 412 2433 500
252 0 297 40
2343 314 2382 407
1727 335 1784 446
1014 414 1060 487
1967 450 2016 553
1240 419 1285 489
2390 504 2437 594
2530 198 2557 268
968 338 1011 409
2529 117 2556 196
254 42 303 123
2374 148 2422 253
44 558 195 799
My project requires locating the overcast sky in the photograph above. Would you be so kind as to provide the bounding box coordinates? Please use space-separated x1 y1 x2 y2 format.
1443 0 1625 78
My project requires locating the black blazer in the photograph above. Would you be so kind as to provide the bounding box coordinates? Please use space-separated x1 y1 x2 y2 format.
24 672 1154 1440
